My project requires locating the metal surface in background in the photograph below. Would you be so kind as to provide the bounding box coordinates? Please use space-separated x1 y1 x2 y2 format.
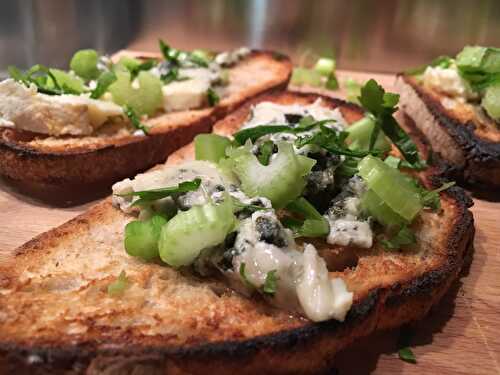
1 0 500 75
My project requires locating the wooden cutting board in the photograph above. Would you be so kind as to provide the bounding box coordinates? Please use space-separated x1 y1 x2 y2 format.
0 70 498 375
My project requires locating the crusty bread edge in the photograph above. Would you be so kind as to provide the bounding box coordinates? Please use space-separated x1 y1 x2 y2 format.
397 74 500 188
0 93 475 374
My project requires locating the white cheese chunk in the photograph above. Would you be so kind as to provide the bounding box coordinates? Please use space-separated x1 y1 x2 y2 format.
0 79 123 135
326 218 373 248
296 244 353 322
162 68 213 112
0 79 123 136
112 160 227 212
243 99 347 130
422 66 476 100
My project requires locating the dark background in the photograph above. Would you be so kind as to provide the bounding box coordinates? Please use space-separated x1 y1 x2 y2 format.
2 0 500 75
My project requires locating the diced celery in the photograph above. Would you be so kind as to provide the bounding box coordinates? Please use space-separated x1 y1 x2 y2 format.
314 58 335 76
291 67 322 87
228 142 315 208
482 83 500 120
158 198 236 267
361 189 407 227
124 215 167 261
456 46 486 72
358 156 422 222
70 49 100 80
115 56 142 72
345 116 391 152
108 70 163 116
345 78 362 105
194 134 232 163
48 68 86 94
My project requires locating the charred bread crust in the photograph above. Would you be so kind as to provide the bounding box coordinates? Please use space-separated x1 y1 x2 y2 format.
0 92 475 374
0 51 293 204
398 74 500 188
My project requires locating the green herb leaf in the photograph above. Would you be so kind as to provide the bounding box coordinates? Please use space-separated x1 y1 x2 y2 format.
90 71 117 99
128 59 157 80
207 88 220 106
159 39 209 68
398 347 417 364
107 270 129 296
295 124 379 158
231 199 268 214
381 225 416 250
262 270 279 295
124 105 150 135
256 140 275 166
420 181 455 210
284 197 330 237
239 262 255 288
160 66 189 84
359 79 423 166
121 178 202 203
384 155 401 169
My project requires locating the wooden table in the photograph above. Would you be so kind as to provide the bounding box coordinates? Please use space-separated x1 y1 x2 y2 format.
0 71 498 374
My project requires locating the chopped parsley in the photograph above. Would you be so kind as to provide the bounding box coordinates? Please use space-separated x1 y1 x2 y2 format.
107 270 129 296
90 71 117 99
124 105 150 135
398 347 417 364
207 88 220 106
381 225 416 250
262 270 279 295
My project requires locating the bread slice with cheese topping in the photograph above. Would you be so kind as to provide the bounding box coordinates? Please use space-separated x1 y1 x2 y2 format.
0 91 474 374
0 50 292 204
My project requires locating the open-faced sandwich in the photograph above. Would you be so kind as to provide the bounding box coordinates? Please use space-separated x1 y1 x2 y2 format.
0 41 292 201
396 45 500 188
0 81 474 374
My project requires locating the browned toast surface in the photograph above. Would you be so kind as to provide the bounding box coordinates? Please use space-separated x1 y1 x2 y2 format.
0 91 474 374
396 74 500 188
0 51 292 202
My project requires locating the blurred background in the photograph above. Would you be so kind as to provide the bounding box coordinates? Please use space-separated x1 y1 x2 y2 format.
2 0 500 76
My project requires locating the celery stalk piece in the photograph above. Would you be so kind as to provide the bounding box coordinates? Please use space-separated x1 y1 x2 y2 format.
361 189 407 227
314 58 335 76
482 83 500 120
291 67 322 87
108 70 163 116
158 198 236 267
345 116 391 152
456 46 487 72
194 134 232 163
228 142 316 208
358 156 422 222
70 49 100 80
124 215 167 260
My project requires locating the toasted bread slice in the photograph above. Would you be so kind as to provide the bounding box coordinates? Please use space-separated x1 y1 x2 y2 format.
396 74 500 188
0 91 474 374
0 50 292 204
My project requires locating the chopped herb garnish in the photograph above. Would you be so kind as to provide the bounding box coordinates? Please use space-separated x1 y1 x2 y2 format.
284 197 330 237
107 270 129 296
256 140 275 166
160 66 189 84
239 262 254 288
262 270 279 295
359 79 423 167
231 198 268 214
233 119 337 145
384 155 401 169
90 71 117 99
124 105 150 135
120 178 202 204
128 59 157 80
398 347 417 364
295 124 380 158
420 181 455 210
159 39 209 68
9 64 84 96
381 225 416 250
207 88 220 106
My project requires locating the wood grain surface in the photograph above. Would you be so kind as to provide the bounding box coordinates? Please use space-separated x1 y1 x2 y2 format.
0 71 498 374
